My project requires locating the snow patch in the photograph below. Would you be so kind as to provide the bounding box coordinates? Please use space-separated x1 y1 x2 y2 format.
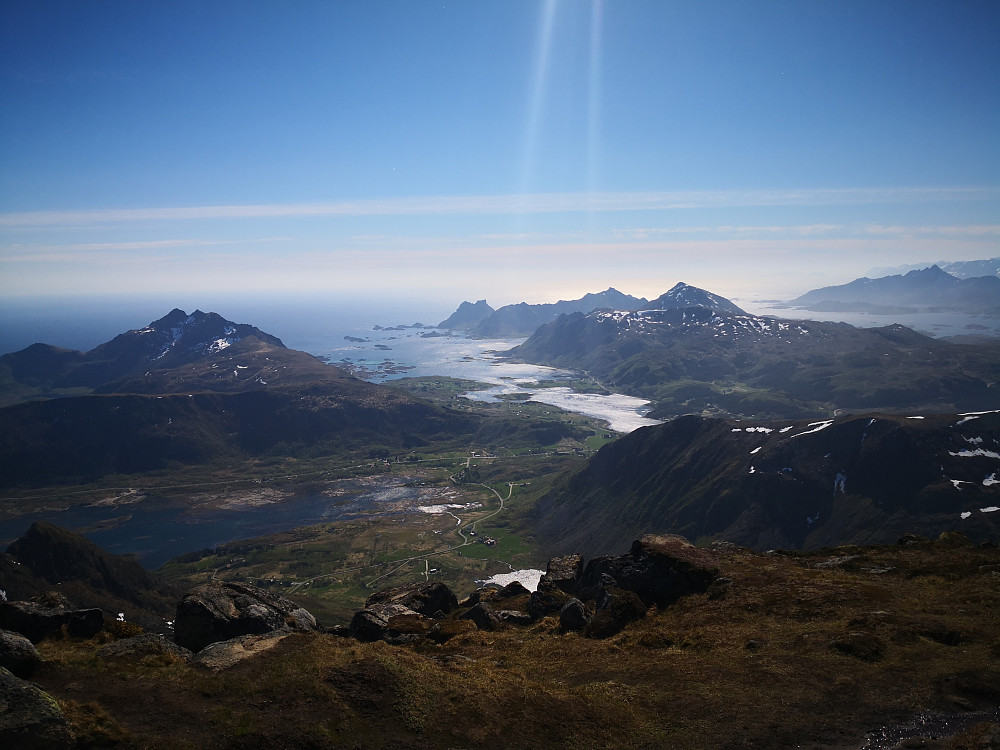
984 474 999 487
479 569 545 592
961 511 972 520
790 420 834 439
750 446 762 455
981 506 1000 514
952 480 970 490
834 473 846 494
949 449 1000 459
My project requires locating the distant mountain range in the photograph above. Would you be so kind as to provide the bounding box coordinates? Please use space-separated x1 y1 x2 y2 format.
507 282 1000 420
867 257 1000 280
533 411 1000 557
438 287 648 337
786 265 1000 315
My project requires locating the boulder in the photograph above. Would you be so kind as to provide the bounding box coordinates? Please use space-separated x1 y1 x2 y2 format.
461 602 502 631
363 581 458 617
559 598 591 632
192 632 292 671
540 554 584 595
349 603 434 645
497 609 533 626
527 579 572 621
96 633 193 662
0 666 74 749
0 629 42 678
463 581 530 608
0 592 103 643
174 581 318 653
578 535 718 607
586 586 647 639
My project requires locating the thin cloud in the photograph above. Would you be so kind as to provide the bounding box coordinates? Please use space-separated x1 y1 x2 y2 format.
2 187 995 228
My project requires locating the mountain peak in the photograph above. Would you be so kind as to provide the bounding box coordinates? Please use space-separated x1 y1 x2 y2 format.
644 283 747 315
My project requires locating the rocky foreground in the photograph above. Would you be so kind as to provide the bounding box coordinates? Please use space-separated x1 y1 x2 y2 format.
2 533 1000 749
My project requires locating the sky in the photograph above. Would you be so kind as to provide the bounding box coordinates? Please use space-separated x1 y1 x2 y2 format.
2 0 999 315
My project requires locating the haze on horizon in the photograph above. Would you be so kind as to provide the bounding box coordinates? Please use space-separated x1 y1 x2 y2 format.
1 1 998 311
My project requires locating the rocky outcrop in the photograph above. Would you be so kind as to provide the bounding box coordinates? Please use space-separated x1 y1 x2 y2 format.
578 535 718 607
174 581 318 653
0 592 103 643
0 630 41 678
0 666 74 749
586 585 647 638
540 554 584 595
461 602 502 631
363 581 458 617
349 603 434 645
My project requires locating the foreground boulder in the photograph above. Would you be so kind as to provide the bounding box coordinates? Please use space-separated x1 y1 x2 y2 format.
0 666 73 749
0 630 42 678
174 581 318 653
97 633 193 663
0 592 103 643
192 632 292 671
349 582 459 644
540 554 584 595
578 535 718 607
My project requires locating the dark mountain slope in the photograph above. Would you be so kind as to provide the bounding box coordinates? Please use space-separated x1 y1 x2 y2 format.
788 265 1000 314
532 411 1000 557
507 301 1000 419
1 521 179 630
642 282 747 315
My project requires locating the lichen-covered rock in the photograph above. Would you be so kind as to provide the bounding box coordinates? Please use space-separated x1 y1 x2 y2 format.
363 581 458 617
349 602 434 644
0 592 103 643
174 581 318 653
578 535 718 607
540 554 584 595
0 629 41 678
0 666 74 749
96 633 193 662
559 598 591 632
192 632 291 671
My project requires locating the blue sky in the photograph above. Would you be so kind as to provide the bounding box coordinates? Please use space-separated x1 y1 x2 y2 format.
1 0 998 308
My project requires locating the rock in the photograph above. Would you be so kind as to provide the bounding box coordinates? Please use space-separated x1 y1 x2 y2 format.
192 632 292 671
96 633 193 662
461 602 502 631
0 666 74 749
349 602 435 644
0 630 42 678
540 554 584 595
586 585 647 639
527 579 572 620
363 581 458 617
174 581 318 653
428 619 478 644
0 592 103 643
578 535 718 607
559 598 591 632
497 610 533 626
349 609 391 643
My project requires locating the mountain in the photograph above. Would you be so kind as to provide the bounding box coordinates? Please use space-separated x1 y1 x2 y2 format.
436 299 495 330
868 257 1000 280
0 308 301 406
532 411 1000 557
439 288 648 338
1 521 179 631
506 284 1000 419
642 282 747 315
0 309 486 486
787 265 1000 315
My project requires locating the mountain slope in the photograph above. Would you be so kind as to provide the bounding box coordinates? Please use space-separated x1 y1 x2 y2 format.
788 265 1000 314
532 411 1000 557
1 521 179 630
436 299 495 330
507 287 1000 419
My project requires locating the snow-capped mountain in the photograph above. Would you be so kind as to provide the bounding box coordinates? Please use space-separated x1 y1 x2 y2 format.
642 282 747 315
507 285 1000 420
